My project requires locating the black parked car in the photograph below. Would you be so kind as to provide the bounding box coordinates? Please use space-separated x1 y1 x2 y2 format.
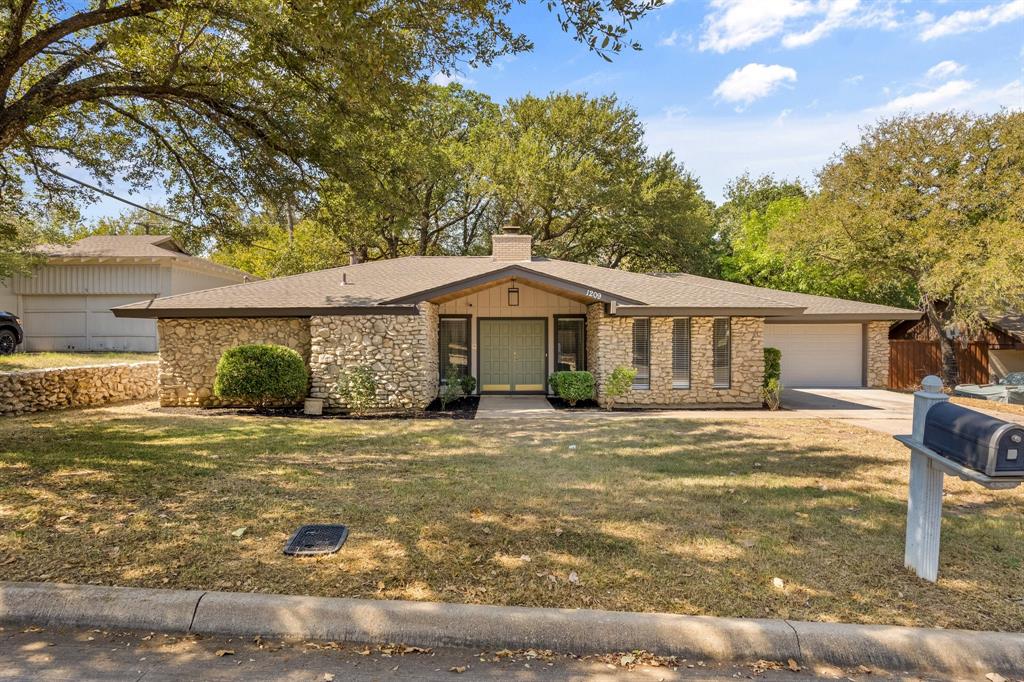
0 311 23 355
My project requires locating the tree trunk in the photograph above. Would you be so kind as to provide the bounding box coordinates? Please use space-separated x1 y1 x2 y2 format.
924 300 960 386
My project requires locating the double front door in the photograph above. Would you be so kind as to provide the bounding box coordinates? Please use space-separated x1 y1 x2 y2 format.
478 319 546 393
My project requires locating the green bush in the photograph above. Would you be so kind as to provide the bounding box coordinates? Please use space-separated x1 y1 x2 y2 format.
335 365 378 414
440 366 464 409
213 344 308 407
550 370 594 406
761 376 783 411
764 347 782 385
603 366 637 411
458 373 477 396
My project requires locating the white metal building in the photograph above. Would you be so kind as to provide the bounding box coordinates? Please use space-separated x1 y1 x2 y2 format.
0 235 254 352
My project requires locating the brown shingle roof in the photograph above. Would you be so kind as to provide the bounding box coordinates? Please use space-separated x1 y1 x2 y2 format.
112 255 920 320
37 235 255 281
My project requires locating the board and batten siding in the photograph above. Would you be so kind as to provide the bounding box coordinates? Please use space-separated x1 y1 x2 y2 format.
438 281 585 383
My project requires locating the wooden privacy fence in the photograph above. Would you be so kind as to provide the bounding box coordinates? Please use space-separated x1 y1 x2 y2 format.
889 340 990 389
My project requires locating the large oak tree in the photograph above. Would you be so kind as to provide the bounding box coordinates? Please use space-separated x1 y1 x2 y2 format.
0 0 660 279
780 111 1024 385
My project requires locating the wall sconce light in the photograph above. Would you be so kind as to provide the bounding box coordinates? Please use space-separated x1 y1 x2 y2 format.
507 278 520 307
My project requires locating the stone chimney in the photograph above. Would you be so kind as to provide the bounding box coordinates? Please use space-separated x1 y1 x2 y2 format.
491 225 533 262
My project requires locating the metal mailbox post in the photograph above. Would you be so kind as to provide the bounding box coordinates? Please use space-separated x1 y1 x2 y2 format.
896 375 1024 582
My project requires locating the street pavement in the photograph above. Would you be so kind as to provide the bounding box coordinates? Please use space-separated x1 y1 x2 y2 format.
0 625 954 682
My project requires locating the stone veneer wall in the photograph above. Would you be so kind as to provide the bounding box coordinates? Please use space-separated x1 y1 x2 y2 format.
309 303 439 411
0 362 158 416
586 303 764 406
157 318 310 406
865 320 891 389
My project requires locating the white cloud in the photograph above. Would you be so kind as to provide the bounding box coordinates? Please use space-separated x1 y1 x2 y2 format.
913 10 935 25
699 0 813 52
781 0 860 48
713 63 798 106
429 71 475 87
659 30 680 47
699 0 899 52
920 0 1024 40
844 74 865 85
875 80 976 112
925 60 965 80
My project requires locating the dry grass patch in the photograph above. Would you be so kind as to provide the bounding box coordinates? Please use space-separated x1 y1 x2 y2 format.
952 395 1024 418
0 402 1021 631
0 352 156 371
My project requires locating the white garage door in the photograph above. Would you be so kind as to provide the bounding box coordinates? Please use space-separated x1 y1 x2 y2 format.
22 295 158 352
763 323 864 387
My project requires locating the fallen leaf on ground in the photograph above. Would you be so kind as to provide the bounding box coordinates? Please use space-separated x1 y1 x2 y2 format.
787 658 801 671
323 674 335 681
230 527 246 539
449 665 467 673
985 674 1007 682
568 571 580 585
772 577 785 590
215 649 234 657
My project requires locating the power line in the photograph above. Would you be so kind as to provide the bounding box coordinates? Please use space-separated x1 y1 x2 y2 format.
48 168 194 228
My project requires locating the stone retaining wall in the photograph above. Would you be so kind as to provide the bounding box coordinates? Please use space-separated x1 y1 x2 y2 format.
0 362 158 416
157 318 310 406
309 303 439 411
587 304 764 406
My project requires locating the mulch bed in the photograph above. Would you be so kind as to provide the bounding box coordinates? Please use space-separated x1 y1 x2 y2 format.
546 396 602 411
152 396 479 420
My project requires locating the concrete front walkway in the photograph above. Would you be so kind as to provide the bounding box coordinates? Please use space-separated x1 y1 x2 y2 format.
476 395 555 419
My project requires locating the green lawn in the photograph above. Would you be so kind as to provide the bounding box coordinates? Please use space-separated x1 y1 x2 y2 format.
0 403 1021 631
0 352 156 371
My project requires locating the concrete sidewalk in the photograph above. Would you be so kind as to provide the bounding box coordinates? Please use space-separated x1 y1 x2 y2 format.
1 582 1021 678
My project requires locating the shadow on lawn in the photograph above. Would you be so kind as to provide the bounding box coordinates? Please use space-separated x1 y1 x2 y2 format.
1 412 1022 630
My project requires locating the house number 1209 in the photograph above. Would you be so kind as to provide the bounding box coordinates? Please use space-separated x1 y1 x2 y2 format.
586 290 603 299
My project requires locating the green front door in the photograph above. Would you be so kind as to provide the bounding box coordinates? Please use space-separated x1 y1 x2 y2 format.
479 319 547 392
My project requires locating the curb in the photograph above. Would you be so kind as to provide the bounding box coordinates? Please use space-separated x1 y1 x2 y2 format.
2 581 1022 676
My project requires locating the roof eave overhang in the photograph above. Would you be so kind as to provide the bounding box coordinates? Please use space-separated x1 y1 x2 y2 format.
766 312 923 323
611 305 806 317
112 305 420 319
380 264 647 306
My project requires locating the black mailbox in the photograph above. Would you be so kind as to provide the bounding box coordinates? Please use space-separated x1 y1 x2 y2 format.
923 402 1024 477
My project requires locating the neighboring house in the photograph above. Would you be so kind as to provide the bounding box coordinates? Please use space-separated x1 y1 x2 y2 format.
0 235 255 352
114 227 920 409
889 315 1024 387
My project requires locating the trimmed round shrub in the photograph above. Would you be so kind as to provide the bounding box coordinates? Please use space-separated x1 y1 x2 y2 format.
214 344 308 407
550 370 594 406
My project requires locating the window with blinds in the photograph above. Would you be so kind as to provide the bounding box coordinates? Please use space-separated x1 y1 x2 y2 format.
439 317 470 383
672 318 691 389
713 317 731 388
632 318 650 389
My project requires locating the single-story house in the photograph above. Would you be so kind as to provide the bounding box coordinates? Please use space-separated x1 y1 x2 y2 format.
113 227 920 409
0 235 255 352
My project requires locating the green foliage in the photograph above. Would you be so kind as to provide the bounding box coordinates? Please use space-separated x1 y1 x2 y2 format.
603 366 637 410
763 347 782 386
213 216 353 279
335 365 379 414
761 377 783 411
213 344 308 407
1 0 659 244
780 111 1024 384
550 371 595 406
458 374 477 396
716 173 807 243
440 366 467 409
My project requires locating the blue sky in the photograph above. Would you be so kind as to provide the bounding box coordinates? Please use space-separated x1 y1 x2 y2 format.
436 0 1023 202
83 0 1023 219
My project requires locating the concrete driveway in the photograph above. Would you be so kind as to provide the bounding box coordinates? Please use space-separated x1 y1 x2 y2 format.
780 388 914 435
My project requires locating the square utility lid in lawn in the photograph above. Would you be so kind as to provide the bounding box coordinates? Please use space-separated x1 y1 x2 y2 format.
283 524 349 556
